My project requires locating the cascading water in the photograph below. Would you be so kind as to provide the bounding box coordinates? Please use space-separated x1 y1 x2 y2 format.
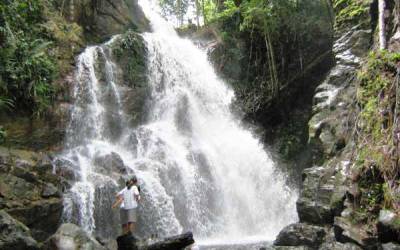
59 0 298 247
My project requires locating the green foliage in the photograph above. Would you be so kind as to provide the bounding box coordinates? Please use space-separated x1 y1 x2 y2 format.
112 31 147 88
355 50 400 213
333 0 370 30
208 0 333 114
0 0 83 116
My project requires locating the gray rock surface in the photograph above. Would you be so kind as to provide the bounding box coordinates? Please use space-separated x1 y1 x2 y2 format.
274 223 326 248
0 149 64 241
382 242 400 250
296 166 334 225
94 152 127 176
334 216 378 248
0 210 39 250
57 0 149 41
378 209 400 242
42 223 106 250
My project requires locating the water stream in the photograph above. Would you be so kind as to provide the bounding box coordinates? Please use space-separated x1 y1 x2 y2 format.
59 0 298 247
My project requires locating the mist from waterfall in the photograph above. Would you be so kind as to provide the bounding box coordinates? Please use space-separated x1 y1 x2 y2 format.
59 0 298 246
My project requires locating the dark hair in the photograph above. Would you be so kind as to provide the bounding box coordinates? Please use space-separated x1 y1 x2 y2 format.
130 176 138 183
126 180 132 189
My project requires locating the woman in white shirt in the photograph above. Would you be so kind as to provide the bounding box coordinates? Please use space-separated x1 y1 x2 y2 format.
112 176 141 235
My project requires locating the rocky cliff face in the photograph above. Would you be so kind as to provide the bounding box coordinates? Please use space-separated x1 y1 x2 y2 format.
272 0 400 249
0 1 149 249
0 147 67 243
56 0 149 41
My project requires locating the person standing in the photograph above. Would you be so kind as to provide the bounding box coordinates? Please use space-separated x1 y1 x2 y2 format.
112 176 141 235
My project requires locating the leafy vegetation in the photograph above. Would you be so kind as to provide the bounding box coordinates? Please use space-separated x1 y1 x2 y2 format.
353 50 400 219
333 0 370 30
0 0 83 116
206 0 333 117
112 31 147 89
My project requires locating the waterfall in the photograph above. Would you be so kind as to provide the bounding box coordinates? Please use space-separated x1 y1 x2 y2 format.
59 0 298 246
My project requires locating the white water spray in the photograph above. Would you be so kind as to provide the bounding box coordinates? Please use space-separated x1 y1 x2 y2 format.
60 0 298 245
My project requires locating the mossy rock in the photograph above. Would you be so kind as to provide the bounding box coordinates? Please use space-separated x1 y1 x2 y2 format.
111 31 150 126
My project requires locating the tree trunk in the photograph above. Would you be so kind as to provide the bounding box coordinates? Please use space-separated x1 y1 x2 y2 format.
379 0 387 49
195 0 201 27
177 0 183 26
202 0 207 25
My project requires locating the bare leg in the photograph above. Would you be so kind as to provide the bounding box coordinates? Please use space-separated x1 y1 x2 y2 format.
129 222 136 234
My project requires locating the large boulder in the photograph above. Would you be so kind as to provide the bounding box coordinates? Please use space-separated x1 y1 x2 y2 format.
308 25 371 159
0 210 39 250
296 166 334 225
382 242 400 250
94 152 127 176
0 151 64 241
271 247 311 250
274 223 326 248
319 241 362 250
42 223 106 250
296 161 348 225
378 209 400 243
56 0 150 41
333 216 378 249
111 31 149 127
319 227 362 250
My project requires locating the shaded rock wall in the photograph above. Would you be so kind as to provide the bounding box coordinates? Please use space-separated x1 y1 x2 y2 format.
56 0 149 41
273 0 400 249
0 147 67 242
0 210 39 250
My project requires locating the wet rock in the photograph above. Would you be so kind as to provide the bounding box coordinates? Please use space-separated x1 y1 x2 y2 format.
111 31 149 127
11 166 38 183
378 209 400 243
296 166 334 225
0 210 39 250
333 216 378 248
382 242 400 250
116 234 139 250
92 180 120 239
271 246 311 250
7 198 63 241
43 223 106 250
389 31 400 52
41 183 61 198
53 158 79 182
318 241 362 250
35 155 53 175
274 223 326 248
318 227 362 250
94 152 127 175
0 174 39 202
0 149 64 242
122 231 195 250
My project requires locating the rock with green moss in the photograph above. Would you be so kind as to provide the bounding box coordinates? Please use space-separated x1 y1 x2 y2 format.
334 215 379 248
0 210 39 250
0 149 65 241
111 31 150 126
